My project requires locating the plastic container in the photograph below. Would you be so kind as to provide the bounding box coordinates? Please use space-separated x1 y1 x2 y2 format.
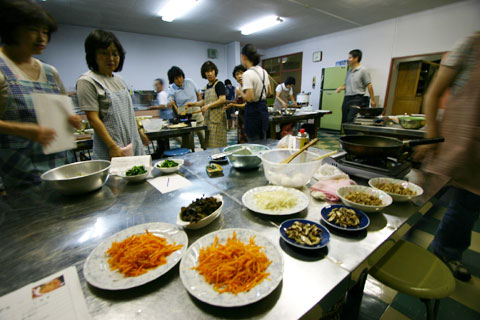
260 149 323 188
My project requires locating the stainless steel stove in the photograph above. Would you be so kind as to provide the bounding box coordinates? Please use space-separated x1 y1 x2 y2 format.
324 152 412 179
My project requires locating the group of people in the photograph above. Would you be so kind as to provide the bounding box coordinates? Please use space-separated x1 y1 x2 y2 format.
0 0 275 193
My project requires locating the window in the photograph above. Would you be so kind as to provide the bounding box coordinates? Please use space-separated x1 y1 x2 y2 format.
262 52 303 96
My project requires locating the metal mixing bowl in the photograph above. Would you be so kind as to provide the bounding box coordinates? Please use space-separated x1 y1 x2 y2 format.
41 160 111 195
399 116 426 129
223 144 270 169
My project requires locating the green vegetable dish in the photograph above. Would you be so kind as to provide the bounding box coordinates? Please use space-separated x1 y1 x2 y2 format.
126 165 147 176
160 160 179 168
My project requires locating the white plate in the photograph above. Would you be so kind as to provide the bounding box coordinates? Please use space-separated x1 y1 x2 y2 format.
83 222 188 290
118 166 153 183
179 228 284 307
368 177 423 202
242 185 309 215
177 194 223 229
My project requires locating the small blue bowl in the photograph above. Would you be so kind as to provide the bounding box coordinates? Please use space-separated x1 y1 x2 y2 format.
280 219 330 250
321 205 370 231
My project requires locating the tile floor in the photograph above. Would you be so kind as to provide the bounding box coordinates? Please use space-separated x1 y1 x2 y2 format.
173 128 480 319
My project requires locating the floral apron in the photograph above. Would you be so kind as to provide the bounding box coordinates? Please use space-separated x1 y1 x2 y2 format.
204 80 227 148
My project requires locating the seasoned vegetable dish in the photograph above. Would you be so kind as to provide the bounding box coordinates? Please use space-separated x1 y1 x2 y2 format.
126 165 147 176
285 221 322 246
374 182 416 195
345 192 383 206
180 196 222 223
328 207 360 228
160 160 179 168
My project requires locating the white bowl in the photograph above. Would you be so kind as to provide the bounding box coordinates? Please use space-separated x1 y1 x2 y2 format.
155 158 184 174
337 186 392 213
368 177 423 202
260 149 324 188
176 194 223 229
118 166 152 183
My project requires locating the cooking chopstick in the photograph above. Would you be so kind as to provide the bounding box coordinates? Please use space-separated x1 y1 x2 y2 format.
280 138 319 164
312 150 338 161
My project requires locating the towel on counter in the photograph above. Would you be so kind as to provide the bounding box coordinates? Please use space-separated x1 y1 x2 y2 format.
310 178 356 202
313 163 349 181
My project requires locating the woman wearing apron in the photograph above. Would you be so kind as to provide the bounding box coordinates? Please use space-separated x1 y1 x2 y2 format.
0 0 82 192
273 77 298 111
225 65 247 144
187 61 227 148
237 44 271 142
76 30 145 160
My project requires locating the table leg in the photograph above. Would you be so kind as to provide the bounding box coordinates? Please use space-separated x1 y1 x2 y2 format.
314 116 320 139
270 124 276 139
341 268 368 320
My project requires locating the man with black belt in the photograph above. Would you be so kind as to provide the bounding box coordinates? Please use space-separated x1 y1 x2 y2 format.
336 49 377 123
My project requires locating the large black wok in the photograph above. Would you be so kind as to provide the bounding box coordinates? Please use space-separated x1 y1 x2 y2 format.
357 107 384 117
339 135 444 158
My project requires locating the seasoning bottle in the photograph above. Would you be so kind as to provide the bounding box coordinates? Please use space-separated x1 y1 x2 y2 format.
296 128 309 149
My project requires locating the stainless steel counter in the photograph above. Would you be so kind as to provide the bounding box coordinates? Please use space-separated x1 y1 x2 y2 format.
0 145 448 319
343 123 426 139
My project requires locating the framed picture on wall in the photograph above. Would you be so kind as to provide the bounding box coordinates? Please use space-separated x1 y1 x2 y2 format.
313 51 322 62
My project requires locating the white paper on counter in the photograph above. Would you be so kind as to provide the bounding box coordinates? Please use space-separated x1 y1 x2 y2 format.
32 93 77 155
110 155 152 175
0 266 91 320
142 119 163 132
148 174 191 193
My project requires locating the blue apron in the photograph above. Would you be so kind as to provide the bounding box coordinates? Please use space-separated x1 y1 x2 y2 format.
244 68 269 141
0 57 73 190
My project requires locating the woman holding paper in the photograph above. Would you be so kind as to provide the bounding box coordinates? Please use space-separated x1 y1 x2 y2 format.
0 0 81 191
76 29 147 160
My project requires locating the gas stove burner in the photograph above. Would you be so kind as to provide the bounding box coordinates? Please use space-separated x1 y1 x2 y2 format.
324 152 412 179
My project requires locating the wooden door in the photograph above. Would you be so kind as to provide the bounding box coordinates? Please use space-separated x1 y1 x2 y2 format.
392 61 423 115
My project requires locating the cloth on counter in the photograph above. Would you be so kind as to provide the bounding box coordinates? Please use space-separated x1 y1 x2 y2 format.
310 178 356 202
313 163 349 181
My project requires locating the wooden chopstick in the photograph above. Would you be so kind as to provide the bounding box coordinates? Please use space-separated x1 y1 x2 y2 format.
280 138 319 164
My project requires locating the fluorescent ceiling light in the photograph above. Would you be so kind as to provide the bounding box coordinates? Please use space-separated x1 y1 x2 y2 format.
240 16 283 35
158 0 199 22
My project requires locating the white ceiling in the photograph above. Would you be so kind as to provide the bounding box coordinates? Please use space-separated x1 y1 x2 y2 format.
41 0 463 49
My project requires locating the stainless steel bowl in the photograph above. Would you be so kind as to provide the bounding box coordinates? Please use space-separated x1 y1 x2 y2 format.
223 144 270 169
41 160 111 195
399 116 426 129
283 108 297 116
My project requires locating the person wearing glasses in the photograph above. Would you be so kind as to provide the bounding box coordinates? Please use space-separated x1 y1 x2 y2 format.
76 29 147 160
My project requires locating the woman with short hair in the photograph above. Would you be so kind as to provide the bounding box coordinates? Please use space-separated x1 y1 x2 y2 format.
225 65 247 143
187 61 227 148
76 29 146 160
237 44 271 141
0 0 81 191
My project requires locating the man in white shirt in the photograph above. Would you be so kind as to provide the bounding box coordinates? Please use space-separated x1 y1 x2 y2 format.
149 78 173 120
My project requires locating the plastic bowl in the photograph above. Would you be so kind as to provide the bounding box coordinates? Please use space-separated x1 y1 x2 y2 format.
260 149 323 188
223 144 270 169
337 185 392 213
154 158 184 174
399 116 425 129
368 177 423 202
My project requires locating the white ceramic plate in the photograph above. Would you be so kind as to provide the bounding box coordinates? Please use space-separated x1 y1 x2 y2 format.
242 185 309 215
154 159 184 174
118 166 152 183
83 222 188 290
179 228 284 307
368 177 423 202
337 186 392 213
177 194 223 229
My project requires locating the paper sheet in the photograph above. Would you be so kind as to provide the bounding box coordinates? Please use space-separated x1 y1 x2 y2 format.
109 155 152 175
32 93 77 155
0 266 91 320
148 174 192 193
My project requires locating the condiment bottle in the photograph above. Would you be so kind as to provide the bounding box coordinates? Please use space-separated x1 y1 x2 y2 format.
296 128 309 149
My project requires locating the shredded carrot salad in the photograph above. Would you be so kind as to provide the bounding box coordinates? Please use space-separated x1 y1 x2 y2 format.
106 230 183 277
193 232 272 294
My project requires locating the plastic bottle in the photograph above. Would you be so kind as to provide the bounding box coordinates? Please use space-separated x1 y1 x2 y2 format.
296 128 309 149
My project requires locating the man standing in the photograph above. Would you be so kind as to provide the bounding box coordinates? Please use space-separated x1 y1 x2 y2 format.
149 78 173 121
336 49 377 123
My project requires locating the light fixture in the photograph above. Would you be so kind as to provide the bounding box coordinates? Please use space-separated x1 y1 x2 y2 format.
240 16 284 35
158 0 199 22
